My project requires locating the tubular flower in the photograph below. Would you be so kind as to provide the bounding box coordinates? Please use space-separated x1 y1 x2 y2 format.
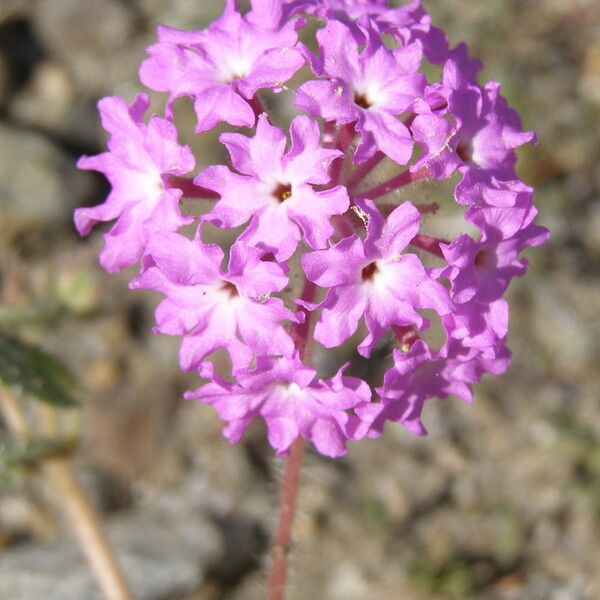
295 19 427 164
196 114 349 261
302 199 453 357
187 355 373 457
139 2 305 131
130 233 299 371
75 94 194 272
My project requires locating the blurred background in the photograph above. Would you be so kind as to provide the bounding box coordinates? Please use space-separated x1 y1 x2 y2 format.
1 1 599 599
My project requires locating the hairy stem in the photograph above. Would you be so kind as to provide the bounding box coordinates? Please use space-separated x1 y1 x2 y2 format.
359 166 429 200
323 120 337 148
266 278 316 600
266 437 305 600
249 93 267 119
346 150 385 190
415 202 440 215
329 124 356 186
409 233 448 258
291 279 317 362
373 201 440 219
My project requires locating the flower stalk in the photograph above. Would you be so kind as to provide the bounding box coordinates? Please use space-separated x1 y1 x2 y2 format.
360 167 429 200
266 436 305 600
266 274 318 599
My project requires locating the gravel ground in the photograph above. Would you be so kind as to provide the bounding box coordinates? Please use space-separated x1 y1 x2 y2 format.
1 1 599 599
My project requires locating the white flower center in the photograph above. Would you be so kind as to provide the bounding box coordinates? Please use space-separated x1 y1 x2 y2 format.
353 80 386 108
219 54 253 83
277 382 304 399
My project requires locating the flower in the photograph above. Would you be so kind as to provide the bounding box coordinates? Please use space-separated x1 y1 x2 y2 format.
285 0 390 20
187 354 373 457
411 68 536 206
295 19 426 164
367 338 511 435
441 198 549 305
131 232 300 371
302 199 453 356
139 1 305 132
196 114 349 260
74 94 194 272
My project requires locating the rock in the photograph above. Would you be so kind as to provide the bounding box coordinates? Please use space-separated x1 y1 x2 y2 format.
583 200 600 255
531 280 596 379
0 496 223 600
0 493 57 543
33 0 136 58
0 124 94 239
325 562 372 600
10 61 74 132
0 1 31 25
8 60 102 145
580 40 600 107
53 263 103 316
32 0 144 95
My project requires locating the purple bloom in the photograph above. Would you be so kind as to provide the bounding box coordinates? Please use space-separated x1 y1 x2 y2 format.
285 0 390 19
131 232 300 371
295 19 426 164
187 354 373 457
387 8 449 66
287 0 447 68
196 114 349 260
75 0 547 455
437 198 548 354
411 75 536 206
74 94 194 272
286 0 449 69
302 199 453 357
442 298 510 353
139 3 305 132
368 338 510 435
441 198 549 304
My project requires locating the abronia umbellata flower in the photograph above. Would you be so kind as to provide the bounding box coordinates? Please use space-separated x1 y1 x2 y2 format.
76 0 547 456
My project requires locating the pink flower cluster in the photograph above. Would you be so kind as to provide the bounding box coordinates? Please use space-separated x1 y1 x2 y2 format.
75 0 547 457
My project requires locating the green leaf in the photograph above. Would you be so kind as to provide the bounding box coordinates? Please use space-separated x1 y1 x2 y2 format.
0 333 80 407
